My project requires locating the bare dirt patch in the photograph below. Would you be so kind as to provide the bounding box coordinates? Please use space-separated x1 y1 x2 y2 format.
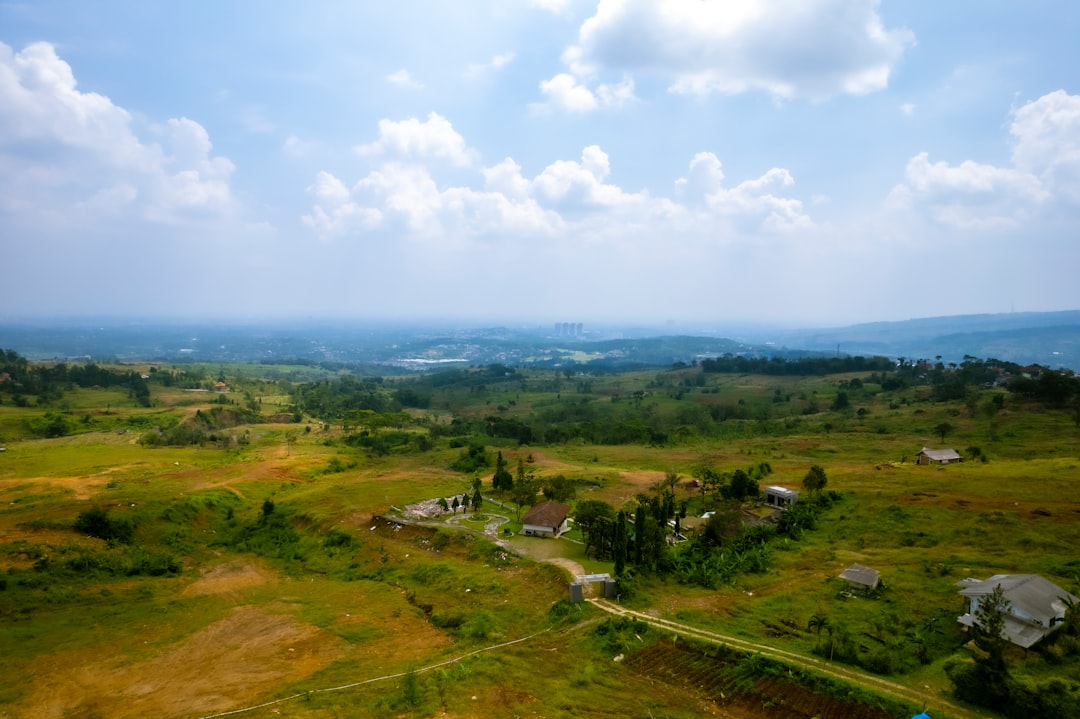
2 474 111 502
15 605 351 719
180 558 272 599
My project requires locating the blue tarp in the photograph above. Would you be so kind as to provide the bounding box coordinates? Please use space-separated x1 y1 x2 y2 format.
912 713 932 719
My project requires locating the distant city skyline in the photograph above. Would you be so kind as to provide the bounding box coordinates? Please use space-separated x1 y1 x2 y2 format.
1 2 1078 325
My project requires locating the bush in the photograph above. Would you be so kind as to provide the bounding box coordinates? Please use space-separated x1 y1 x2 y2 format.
73 507 135 544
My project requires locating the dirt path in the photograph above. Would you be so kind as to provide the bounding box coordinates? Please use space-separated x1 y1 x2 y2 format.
586 597 979 719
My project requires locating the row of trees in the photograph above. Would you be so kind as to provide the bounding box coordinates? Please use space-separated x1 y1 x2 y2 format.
0 349 151 408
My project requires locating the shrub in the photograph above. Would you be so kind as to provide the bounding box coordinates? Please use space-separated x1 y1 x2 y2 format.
73 507 135 544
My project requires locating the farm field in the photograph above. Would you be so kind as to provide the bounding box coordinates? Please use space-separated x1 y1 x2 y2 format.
1 354 1079 718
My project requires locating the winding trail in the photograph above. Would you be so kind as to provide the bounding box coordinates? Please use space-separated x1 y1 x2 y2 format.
585 597 981 719
393 508 983 717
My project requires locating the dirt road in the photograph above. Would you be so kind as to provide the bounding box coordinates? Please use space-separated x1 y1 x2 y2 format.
586 597 981 719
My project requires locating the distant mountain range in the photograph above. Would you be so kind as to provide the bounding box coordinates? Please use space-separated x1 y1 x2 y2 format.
0 311 1077 371
735 311 1080 370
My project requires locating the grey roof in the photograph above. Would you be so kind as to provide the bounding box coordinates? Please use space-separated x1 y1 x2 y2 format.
919 447 962 461
839 563 880 588
957 612 1053 649
765 485 799 498
956 574 1079 648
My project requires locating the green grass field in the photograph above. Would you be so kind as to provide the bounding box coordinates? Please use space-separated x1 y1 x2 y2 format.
1 359 1078 717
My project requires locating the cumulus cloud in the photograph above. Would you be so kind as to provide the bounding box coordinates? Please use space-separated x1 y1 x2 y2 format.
354 112 475 166
676 152 811 231
386 68 423 89
302 171 383 238
0 41 236 225
538 72 637 113
306 117 810 245
559 0 913 101
465 52 516 78
890 91 1080 230
539 73 599 112
1010 89 1080 202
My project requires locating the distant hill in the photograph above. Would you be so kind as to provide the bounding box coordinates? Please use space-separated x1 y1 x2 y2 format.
737 311 1080 370
1 311 1077 371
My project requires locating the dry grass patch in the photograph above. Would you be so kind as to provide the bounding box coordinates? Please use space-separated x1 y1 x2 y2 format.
14 605 351 719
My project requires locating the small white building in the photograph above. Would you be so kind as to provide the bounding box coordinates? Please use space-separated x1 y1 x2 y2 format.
764 485 799 509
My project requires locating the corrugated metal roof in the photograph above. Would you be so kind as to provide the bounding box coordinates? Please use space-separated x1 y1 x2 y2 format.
956 574 1079 647
840 563 880 588
919 447 962 461
765 485 799 498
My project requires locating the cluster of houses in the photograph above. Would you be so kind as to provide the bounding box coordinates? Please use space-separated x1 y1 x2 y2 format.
834 565 1077 650
518 445 1076 651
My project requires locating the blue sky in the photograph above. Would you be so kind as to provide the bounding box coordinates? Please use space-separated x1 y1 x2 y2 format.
1 1 1078 327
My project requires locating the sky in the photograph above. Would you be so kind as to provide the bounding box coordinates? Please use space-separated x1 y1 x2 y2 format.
1 1 1078 328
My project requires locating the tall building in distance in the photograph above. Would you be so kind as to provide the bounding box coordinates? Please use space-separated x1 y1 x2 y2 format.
554 322 584 338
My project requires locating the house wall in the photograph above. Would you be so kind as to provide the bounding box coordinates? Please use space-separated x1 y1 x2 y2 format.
523 519 568 537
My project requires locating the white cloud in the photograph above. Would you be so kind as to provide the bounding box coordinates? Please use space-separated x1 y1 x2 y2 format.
889 91 1080 230
0 41 236 225
563 0 913 101
676 152 811 231
900 102 916 116
538 73 638 113
308 120 809 245
302 171 382 238
539 73 598 112
282 134 316 158
354 112 475 167
386 68 423 89
465 52 516 78
1010 90 1080 203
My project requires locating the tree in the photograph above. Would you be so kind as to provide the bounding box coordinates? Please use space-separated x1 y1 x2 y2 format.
575 500 615 558
701 504 743 547
542 474 576 502
492 451 513 490
807 613 830 635
613 510 628 576
972 584 1011 670
471 487 483 514
451 496 460 515
934 421 954 443
807 613 831 653
802 465 828 495
510 476 539 519
727 469 758 502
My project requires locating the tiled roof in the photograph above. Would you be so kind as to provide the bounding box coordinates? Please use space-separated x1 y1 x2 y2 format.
522 501 570 529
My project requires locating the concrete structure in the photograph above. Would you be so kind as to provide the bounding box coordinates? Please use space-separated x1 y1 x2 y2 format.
839 563 881 591
956 574 1078 648
917 447 962 465
764 485 799 509
521 501 570 538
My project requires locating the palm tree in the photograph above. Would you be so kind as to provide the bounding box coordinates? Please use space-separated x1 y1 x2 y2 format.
807 613 830 652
